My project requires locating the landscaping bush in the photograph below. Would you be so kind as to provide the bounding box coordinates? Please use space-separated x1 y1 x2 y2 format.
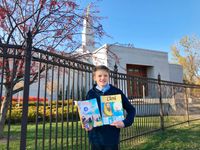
6 99 78 123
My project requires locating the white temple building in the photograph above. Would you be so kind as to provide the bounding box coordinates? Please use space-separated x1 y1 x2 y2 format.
76 7 183 83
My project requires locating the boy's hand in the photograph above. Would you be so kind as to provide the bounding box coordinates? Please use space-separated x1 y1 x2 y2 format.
110 121 125 128
84 124 93 131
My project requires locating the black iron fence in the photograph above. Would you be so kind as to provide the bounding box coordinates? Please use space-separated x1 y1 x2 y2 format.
0 33 200 150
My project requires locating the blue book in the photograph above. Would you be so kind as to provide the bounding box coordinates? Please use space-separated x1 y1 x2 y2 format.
77 98 103 128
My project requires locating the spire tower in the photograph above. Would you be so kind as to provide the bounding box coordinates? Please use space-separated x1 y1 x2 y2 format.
82 4 95 52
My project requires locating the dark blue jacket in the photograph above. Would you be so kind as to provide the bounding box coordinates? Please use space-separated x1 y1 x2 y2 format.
86 84 136 145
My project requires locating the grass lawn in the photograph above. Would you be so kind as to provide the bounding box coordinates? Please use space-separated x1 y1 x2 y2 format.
0 118 199 150
125 120 200 150
0 122 90 150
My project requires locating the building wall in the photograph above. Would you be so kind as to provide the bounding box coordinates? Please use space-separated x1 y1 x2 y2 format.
169 64 183 83
92 45 108 66
92 44 183 83
107 45 171 81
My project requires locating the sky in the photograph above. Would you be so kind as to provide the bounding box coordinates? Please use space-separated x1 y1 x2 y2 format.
83 0 200 61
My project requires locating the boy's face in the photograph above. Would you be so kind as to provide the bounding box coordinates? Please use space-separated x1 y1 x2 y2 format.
93 70 109 88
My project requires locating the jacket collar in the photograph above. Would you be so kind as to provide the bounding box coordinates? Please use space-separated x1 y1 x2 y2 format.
92 84 112 94
96 83 110 93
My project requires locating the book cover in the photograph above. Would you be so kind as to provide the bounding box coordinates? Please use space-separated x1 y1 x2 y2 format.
77 98 103 129
100 94 125 125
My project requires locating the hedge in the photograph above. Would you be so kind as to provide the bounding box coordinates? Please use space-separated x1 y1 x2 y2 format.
5 99 78 123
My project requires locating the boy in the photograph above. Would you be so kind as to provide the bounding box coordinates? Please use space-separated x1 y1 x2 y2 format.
86 65 136 150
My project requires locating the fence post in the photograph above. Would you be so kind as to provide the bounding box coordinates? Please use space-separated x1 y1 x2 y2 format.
113 63 119 148
158 74 164 131
184 87 190 125
20 31 32 150
114 63 118 87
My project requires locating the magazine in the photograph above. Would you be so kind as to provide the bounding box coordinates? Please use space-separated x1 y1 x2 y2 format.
77 94 124 128
77 98 103 129
100 94 124 125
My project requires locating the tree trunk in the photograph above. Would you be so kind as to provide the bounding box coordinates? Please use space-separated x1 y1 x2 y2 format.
0 90 10 138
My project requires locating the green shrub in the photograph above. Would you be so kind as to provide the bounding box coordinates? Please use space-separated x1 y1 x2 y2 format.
7 107 22 123
6 100 78 123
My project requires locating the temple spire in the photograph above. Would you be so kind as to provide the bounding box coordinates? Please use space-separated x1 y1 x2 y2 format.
82 3 95 52
86 3 91 18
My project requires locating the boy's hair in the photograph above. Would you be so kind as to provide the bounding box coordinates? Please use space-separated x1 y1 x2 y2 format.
92 65 110 77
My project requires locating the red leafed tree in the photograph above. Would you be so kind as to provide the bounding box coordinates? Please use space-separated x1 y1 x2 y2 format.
0 0 104 137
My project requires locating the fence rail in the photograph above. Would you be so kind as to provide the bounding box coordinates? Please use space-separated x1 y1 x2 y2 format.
0 34 200 150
